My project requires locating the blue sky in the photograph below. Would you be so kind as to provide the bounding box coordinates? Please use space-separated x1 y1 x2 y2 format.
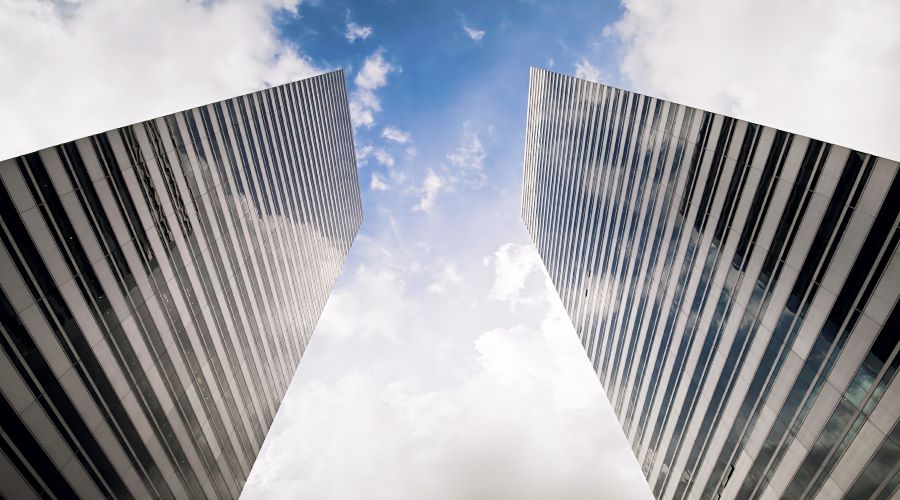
275 0 624 245
240 2 660 497
2 0 898 498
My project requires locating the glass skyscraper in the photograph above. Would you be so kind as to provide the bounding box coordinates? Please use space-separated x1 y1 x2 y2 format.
522 67 899 500
0 70 362 499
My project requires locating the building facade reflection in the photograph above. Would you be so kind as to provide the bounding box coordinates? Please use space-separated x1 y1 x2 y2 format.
0 70 362 499
522 67 900 500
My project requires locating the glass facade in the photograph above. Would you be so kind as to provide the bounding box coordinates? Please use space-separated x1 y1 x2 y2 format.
0 70 362 499
522 67 900 500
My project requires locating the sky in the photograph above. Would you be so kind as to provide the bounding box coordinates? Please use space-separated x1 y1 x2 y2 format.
1 0 898 498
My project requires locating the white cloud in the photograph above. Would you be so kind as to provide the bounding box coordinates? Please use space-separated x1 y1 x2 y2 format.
357 144 395 172
345 20 373 42
355 49 395 90
404 147 417 159
243 241 652 500
388 168 408 185
0 0 321 160
373 148 394 167
345 22 373 42
350 49 400 128
412 169 444 212
349 49 397 128
426 263 465 295
356 144 375 165
382 126 411 144
462 22 485 41
483 243 547 307
605 0 900 160
314 264 412 342
574 58 603 82
349 90 379 128
371 172 389 191
446 122 487 187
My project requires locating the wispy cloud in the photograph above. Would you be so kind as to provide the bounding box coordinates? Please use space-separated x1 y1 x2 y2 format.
355 144 373 163
344 10 373 43
370 172 389 191
457 12 485 41
462 22 485 41
426 263 465 295
446 122 487 187
373 148 394 167
574 58 603 82
349 49 397 128
345 21 373 42
356 144 394 167
382 126 411 144
412 169 444 212
405 121 488 211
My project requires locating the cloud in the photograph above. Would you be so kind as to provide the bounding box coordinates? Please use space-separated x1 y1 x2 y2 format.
349 49 398 128
355 49 395 90
349 89 380 128
345 22 373 42
605 0 900 160
426 263 465 295
357 144 395 168
0 0 322 160
356 144 375 164
388 168 408 185
456 12 485 41
373 148 394 167
483 243 548 307
462 22 485 41
243 242 652 500
446 122 487 187
573 58 603 82
314 263 413 342
344 11 373 43
371 173 389 191
412 169 444 212
382 126 411 144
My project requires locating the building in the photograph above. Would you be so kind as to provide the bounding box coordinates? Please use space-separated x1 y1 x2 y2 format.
0 70 362 499
522 67 899 500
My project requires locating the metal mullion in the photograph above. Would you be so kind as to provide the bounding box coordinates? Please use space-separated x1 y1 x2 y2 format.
190 106 272 467
240 93 294 388
557 79 592 312
248 90 302 389
566 82 605 331
542 75 575 287
547 76 582 289
275 82 318 356
299 78 339 309
218 98 282 420
575 84 615 346
258 89 304 368
232 95 292 400
292 80 332 331
179 109 259 477
200 104 271 445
